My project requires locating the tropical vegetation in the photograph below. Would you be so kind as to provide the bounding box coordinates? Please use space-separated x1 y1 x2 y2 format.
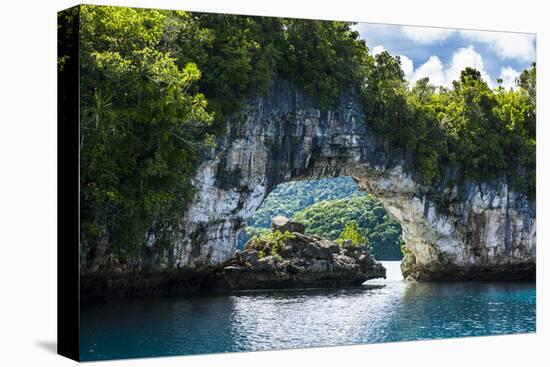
292 195 403 260
60 5 536 261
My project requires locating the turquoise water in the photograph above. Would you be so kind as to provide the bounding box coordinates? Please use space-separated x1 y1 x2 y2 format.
80 262 536 361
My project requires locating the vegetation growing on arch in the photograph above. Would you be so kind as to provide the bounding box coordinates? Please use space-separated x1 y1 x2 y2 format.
71 4 536 263
78 6 215 259
75 6 373 261
364 52 536 196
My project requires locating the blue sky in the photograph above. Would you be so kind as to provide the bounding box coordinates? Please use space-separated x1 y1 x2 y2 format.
353 23 536 89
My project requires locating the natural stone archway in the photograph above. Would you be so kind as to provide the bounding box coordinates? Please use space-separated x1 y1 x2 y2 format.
173 79 535 280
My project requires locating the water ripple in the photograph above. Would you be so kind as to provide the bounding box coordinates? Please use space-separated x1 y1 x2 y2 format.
80 262 536 361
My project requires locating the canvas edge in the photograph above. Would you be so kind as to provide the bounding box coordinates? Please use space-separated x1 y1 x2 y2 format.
57 4 81 362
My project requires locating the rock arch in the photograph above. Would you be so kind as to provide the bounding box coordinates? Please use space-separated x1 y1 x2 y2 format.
175 79 535 280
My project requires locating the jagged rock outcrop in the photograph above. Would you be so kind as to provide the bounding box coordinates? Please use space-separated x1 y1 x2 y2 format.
272 215 306 234
205 223 385 291
81 78 535 283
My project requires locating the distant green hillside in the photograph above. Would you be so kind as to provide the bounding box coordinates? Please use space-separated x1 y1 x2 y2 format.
247 177 360 230
292 195 403 260
242 177 403 260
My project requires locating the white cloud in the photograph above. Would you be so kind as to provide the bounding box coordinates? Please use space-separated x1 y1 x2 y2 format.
401 26 454 44
459 30 535 62
397 26 535 62
445 46 492 87
371 45 386 56
411 56 445 86
405 46 492 88
353 23 396 39
498 66 520 90
398 55 414 80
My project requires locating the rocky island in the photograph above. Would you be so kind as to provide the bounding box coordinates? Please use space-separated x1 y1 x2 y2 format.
205 216 386 291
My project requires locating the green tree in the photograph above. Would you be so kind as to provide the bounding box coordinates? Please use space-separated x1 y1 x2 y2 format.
338 222 368 247
247 230 296 258
362 51 412 156
73 5 536 265
406 77 448 185
362 62 536 199
281 19 371 108
194 14 286 120
292 194 403 260
517 62 536 104
246 177 360 232
79 6 214 259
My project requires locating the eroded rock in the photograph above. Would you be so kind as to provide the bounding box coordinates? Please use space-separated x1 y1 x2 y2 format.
205 224 386 291
272 215 306 234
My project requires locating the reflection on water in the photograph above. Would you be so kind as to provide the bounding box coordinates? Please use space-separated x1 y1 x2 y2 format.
80 262 536 361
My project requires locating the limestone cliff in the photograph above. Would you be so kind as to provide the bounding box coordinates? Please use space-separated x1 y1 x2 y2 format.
355 167 535 280
81 79 536 282
173 79 535 280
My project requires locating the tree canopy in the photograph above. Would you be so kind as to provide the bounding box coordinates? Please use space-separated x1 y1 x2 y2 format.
337 222 368 247
246 177 360 231
364 55 536 196
79 7 215 259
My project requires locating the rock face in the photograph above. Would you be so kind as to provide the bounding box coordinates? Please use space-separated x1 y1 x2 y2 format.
272 215 306 234
353 169 536 280
205 226 385 291
81 78 536 282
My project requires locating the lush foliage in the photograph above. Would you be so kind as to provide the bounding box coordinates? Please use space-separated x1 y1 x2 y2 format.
79 7 215 259
247 230 296 259
336 222 368 247
168 14 370 118
364 52 536 196
76 6 375 260
280 20 370 107
292 195 403 260
244 178 402 260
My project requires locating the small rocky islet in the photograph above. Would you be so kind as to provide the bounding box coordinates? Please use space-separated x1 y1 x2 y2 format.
205 216 386 291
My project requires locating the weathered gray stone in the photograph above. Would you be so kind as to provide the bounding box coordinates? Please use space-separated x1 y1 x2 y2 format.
272 215 289 230
241 250 260 266
302 243 328 259
279 244 294 258
341 240 354 249
310 260 330 273
327 243 341 254
206 228 385 291
272 215 306 234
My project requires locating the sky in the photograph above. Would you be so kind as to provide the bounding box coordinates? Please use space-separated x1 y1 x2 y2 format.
353 23 536 89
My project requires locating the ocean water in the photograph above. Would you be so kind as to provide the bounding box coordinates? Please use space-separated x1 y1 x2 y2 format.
80 262 536 361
